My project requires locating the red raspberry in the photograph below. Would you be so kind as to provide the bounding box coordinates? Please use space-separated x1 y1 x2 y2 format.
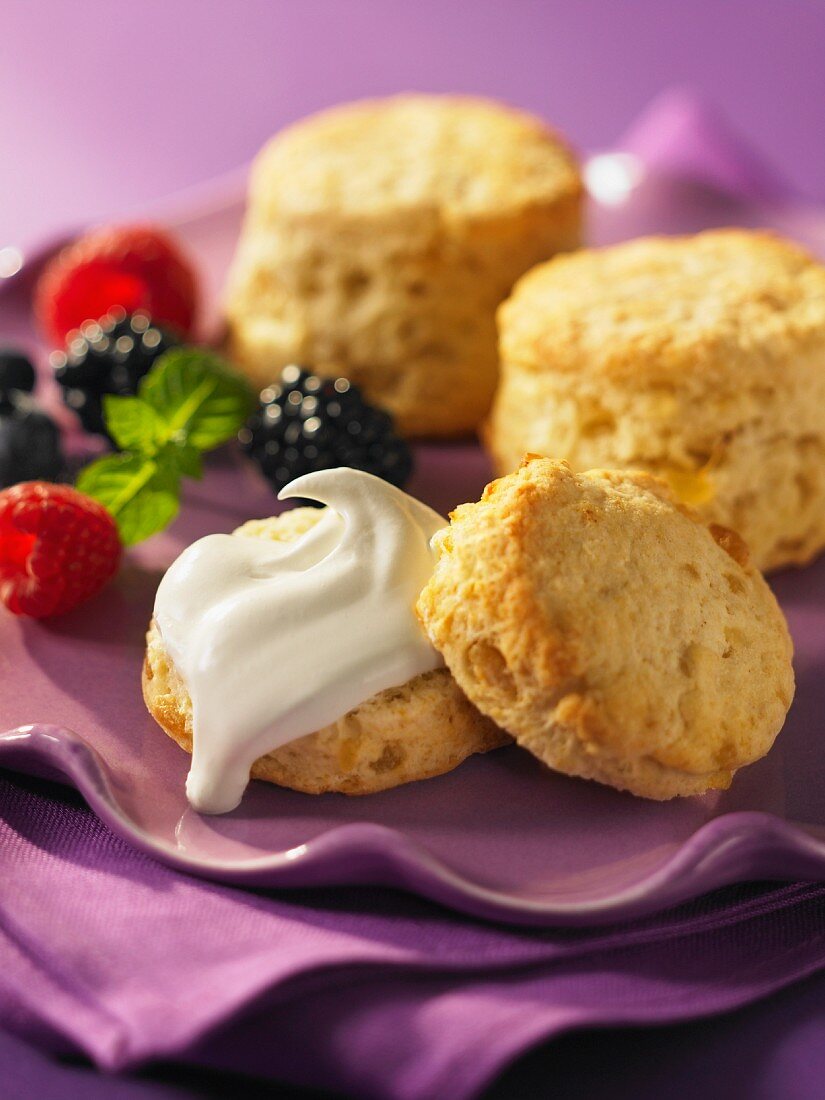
0 482 122 618
35 225 199 347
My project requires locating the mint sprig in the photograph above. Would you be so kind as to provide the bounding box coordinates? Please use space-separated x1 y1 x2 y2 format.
77 350 253 546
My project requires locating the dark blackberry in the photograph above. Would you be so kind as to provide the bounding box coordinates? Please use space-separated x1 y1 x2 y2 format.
49 307 178 440
239 365 413 499
0 348 36 397
0 391 64 488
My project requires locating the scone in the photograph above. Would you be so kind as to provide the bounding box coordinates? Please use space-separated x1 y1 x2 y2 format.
417 457 795 800
143 508 507 796
224 94 583 437
490 230 825 571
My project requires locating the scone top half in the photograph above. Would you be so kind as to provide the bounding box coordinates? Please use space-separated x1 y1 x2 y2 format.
224 94 583 438
417 457 795 800
491 229 825 571
243 94 582 223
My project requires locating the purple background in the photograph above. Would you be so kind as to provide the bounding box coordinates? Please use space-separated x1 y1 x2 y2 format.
4 3 825 1097
3 0 825 250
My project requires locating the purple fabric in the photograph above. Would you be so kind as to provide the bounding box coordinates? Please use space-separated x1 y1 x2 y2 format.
6 977 825 1100
619 89 790 201
2 772 825 1100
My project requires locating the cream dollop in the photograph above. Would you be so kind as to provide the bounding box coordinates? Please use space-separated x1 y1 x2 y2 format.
153 468 446 814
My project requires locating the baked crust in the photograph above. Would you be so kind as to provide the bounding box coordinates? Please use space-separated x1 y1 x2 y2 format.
417 457 795 800
224 94 583 437
243 94 582 218
491 230 825 570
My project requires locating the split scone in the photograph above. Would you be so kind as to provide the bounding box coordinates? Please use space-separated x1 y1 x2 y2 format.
143 508 507 796
489 230 825 571
224 94 583 437
417 457 795 800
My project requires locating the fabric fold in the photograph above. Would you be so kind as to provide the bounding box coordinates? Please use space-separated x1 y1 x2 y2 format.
1 773 825 1100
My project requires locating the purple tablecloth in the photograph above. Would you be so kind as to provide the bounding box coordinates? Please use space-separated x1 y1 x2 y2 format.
6 971 825 1100
2 771 825 1100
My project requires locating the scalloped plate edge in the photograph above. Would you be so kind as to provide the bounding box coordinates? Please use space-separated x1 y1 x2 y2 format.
3 723 825 927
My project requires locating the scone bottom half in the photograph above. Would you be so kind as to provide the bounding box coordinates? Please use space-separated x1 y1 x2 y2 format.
143 506 508 800
417 456 795 801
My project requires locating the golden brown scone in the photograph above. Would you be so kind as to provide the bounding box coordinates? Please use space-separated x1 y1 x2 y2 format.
490 230 825 571
417 457 795 800
143 508 507 796
224 94 583 437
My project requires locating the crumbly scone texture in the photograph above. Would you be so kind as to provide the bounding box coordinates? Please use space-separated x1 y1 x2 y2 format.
224 94 583 437
417 457 795 800
143 508 508 796
491 229 825 571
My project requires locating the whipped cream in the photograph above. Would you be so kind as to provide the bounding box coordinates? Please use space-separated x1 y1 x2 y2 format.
153 469 446 814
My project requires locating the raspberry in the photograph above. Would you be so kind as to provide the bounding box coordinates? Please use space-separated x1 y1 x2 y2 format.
0 482 122 618
35 225 199 347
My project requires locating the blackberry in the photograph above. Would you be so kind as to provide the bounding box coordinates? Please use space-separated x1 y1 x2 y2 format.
0 391 64 488
0 348 36 397
239 365 413 498
49 307 178 440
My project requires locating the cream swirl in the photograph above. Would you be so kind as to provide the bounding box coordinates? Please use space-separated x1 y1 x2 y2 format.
153 468 446 814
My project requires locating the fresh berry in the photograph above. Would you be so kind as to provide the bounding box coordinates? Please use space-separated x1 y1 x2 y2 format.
0 348 36 396
239 365 413 497
0 393 65 488
0 349 63 488
0 482 122 618
50 309 178 439
35 225 199 347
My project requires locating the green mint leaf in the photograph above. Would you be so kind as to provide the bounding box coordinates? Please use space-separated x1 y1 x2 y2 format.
77 452 181 546
102 395 167 454
139 348 254 452
160 440 203 481
82 347 253 546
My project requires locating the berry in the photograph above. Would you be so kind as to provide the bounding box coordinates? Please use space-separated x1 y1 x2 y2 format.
35 224 199 347
0 393 65 488
0 348 36 396
50 309 178 439
239 365 413 497
0 482 122 618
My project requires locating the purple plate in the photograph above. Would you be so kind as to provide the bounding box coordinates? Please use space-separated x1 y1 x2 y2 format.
1 158 825 926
